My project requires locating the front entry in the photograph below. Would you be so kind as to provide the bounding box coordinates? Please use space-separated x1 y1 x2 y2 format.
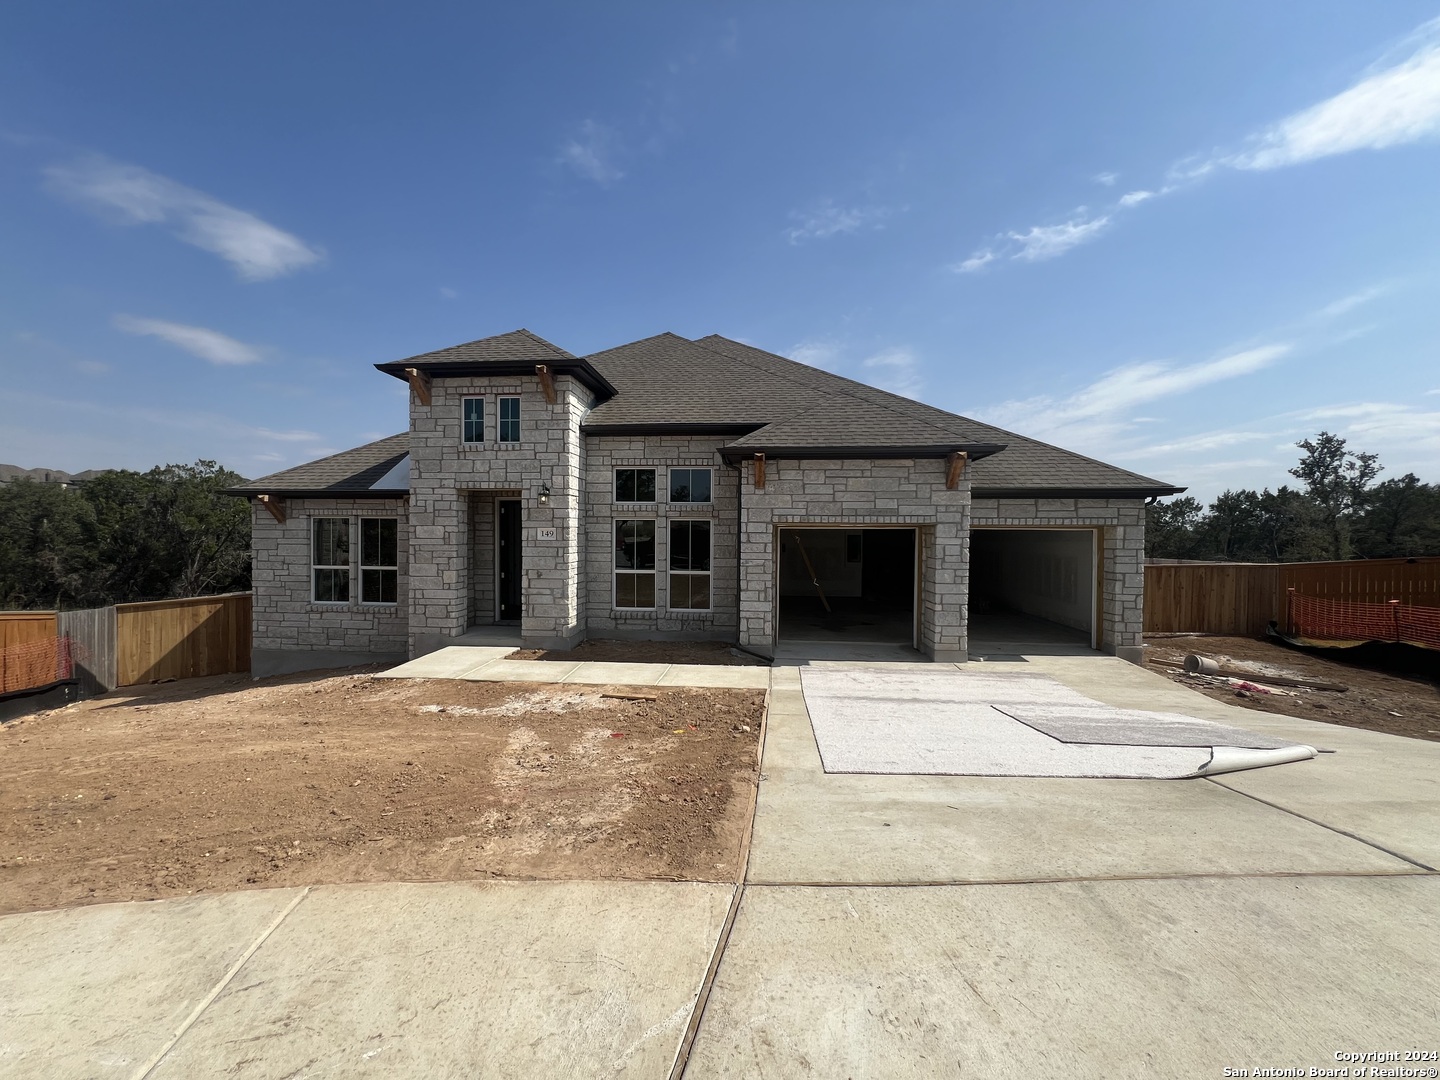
498 499 522 621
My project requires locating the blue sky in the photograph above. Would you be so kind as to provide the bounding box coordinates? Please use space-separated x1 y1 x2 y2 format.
3 2 1439 502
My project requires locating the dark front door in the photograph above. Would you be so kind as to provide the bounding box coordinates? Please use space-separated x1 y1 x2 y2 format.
498 499 522 621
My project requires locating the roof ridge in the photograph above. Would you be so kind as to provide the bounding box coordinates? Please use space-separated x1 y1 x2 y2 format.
514 327 577 359
243 432 407 488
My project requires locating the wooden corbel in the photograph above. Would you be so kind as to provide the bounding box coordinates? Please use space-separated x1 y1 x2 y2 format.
535 364 557 404
945 452 968 490
754 453 766 490
257 494 286 524
404 366 432 406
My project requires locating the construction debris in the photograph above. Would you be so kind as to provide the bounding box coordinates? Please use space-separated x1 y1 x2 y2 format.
1181 654 1348 693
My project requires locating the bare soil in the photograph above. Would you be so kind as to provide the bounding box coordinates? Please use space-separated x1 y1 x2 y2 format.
0 670 765 915
508 639 766 666
1145 635 1440 741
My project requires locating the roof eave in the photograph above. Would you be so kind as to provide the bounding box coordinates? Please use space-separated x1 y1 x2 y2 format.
972 485 1187 499
582 422 766 437
225 488 411 500
719 442 1007 461
375 358 618 401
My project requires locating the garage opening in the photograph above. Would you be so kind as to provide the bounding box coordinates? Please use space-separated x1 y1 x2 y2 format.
968 528 1097 651
777 527 916 645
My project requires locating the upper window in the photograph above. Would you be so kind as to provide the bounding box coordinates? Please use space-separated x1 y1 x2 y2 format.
614 468 657 502
669 468 712 504
614 519 656 608
669 520 711 610
462 398 485 443
360 518 399 604
499 396 521 442
312 518 350 603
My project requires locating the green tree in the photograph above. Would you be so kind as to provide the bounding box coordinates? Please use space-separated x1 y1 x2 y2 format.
1352 474 1440 557
0 479 99 608
1288 431 1382 559
1145 496 1207 558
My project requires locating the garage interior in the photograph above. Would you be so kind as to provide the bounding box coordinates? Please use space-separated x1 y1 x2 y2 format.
968 528 1096 651
777 528 916 645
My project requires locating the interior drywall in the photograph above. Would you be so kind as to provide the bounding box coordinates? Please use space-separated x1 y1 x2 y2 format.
779 529 863 598
970 529 1094 634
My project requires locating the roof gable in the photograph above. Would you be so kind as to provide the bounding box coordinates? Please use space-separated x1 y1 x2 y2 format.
228 434 410 497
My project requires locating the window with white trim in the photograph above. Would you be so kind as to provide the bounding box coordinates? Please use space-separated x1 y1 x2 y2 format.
499 396 521 442
614 468 656 502
312 518 350 602
462 398 485 443
360 518 399 604
669 520 711 610
614 519 656 608
669 467 712 503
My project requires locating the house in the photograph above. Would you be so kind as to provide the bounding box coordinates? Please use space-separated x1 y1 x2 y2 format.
229 330 1182 677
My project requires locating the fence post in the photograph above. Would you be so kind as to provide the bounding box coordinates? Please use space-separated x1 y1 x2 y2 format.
1389 599 1400 644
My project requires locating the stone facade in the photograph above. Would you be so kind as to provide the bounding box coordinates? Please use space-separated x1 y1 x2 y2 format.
249 497 409 676
582 435 739 639
970 496 1147 658
735 456 971 661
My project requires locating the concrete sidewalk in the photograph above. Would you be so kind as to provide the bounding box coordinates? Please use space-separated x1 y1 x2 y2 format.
375 645 772 689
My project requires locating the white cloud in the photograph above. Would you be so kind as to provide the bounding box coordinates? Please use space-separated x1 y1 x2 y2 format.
952 249 995 274
113 315 266 366
1118 189 1155 207
44 155 323 281
789 340 842 370
1093 171 1119 186
1312 285 1387 319
1125 430 1272 456
1008 214 1111 262
862 347 923 399
558 120 624 184
1227 30 1440 170
785 200 893 244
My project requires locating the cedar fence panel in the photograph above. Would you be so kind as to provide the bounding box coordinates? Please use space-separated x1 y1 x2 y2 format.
1145 557 1440 636
0 611 63 694
114 593 252 687
58 606 117 695
0 611 57 652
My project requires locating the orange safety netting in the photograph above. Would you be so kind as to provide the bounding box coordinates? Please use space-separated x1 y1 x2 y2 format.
1287 592 1440 652
0 636 73 695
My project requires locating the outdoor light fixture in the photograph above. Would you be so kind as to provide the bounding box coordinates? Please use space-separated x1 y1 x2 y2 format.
538 483 551 504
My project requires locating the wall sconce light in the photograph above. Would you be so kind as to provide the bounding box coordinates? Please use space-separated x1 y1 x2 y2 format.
538 483 551 505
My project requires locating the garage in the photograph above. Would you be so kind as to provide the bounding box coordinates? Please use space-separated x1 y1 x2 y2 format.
968 528 1097 651
776 527 917 646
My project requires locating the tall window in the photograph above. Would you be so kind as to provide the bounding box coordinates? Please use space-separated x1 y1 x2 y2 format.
312 518 350 602
614 468 656 502
360 518 399 604
614 519 656 608
669 520 711 610
499 396 521 442
462 398 485 443
669 467 712 503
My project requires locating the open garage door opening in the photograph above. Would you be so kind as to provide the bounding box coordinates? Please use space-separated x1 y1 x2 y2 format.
777 527 916 646
969 528 1097 653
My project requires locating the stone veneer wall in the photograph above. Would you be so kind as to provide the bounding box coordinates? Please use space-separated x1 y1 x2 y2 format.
736 457 971 661
582 435 739 639
249 497 409 676
406 373 587 653
969 497 1146 656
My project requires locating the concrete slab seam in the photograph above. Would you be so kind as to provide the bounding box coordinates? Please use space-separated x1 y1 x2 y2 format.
130 887 311 1080
741 869 1437 889
1203 778 1439 872
668 686 771 1080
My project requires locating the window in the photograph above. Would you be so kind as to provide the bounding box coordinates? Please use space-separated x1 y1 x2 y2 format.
312 518 350 602
614 468 656 502
614 519 656 608
462 398 485 443
669 520 711 610
669 467 712 503
499 396 521 442
360 518 399 604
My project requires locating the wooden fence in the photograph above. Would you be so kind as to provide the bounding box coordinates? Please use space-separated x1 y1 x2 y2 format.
1144 557 1440 636
0 611 63 694
1 593 251 696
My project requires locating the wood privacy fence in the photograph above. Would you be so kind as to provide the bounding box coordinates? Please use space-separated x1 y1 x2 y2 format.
1144 557 1440 636
0 611 64 694
0 593 251 696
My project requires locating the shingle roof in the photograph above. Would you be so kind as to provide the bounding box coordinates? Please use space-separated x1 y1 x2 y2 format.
386 329 577 367
227 434 409 497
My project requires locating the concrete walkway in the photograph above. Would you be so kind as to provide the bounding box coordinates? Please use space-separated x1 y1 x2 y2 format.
375 645 772 689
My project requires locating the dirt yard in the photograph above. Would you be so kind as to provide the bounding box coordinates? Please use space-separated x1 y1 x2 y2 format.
508 638 766 666
0 671 765 915
1145 635 1440 741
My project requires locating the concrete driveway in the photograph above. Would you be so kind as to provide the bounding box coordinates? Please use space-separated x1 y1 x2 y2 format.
2 656 1436 1078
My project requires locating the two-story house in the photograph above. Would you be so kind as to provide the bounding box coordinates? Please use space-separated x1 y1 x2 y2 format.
230 330 1182 676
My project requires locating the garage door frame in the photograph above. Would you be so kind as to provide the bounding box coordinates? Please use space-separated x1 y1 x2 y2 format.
969 525 1102 650
772 523 921 649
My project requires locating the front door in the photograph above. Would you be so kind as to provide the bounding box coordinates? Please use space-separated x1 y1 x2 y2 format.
497 499 522 621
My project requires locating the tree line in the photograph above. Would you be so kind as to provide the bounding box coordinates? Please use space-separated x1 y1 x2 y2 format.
0 461 251 610
1147 432 1440 562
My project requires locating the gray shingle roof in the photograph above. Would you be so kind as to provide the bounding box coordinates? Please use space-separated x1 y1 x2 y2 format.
228 434 409 497
385 329 577 367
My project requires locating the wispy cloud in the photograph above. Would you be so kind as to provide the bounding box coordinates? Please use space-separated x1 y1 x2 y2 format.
1225 28 1440 170
558 120 625 184
1093 171 1119 186
1312 285 1387 320
862 347 923 398
952 250 996 274
113 315 266 366
789 340 842 369
785 200 895 244
1008 214 1111 262
44 155 323 281
1117 189 1155 207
